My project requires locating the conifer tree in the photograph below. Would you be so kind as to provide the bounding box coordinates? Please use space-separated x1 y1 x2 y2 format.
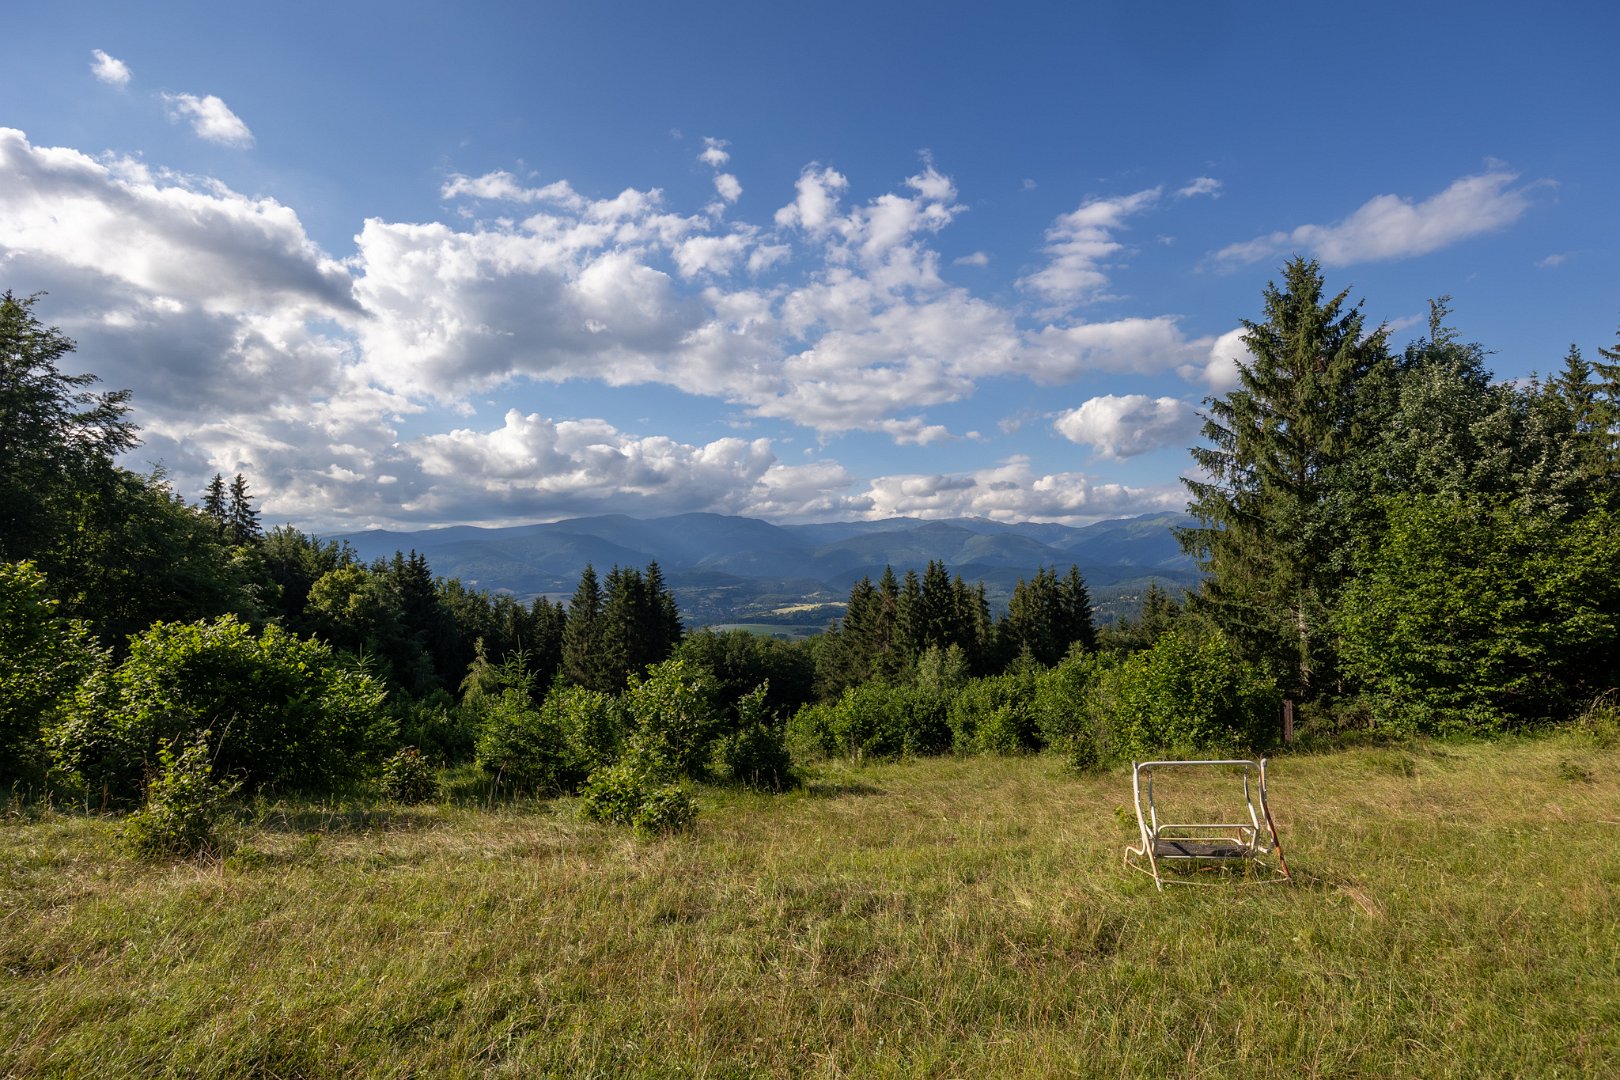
1180 257 1393 697
225 473 261 545
561 564 609 691
201 473 228 535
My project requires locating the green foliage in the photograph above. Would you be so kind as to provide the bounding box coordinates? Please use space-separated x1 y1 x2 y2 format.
120 731 240 860
714 684 795 790
0 561 97 783
1335 496 1620 734
473 689 581 794
379 747 439 804
623 658 720 779
996 566 1096 668
0 291 136 569
946 668 1040 754
548 684 627 775
577 752 696 836
1087 627 1280 759
394 689 478 765
1181 258 1394 697
788 682 950 762
47 616 392 800
1032 648 1115 771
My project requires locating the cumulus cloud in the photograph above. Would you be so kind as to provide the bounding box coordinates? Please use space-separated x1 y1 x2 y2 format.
1053 394 1200 459
90 49 131 88
162 93 255 148
1179 327 1252 392
774 165 848 233
1213 169 1534 268
441 170 585 209
2 125 1220 529
1018 187 1160 307
699 137 730 168
861 457 1184 523
1178 176 1221 198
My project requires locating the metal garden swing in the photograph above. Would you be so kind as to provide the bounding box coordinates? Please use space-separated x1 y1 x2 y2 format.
1124 758 1291 889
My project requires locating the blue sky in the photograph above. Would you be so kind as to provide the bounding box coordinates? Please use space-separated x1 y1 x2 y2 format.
2 1 1616 531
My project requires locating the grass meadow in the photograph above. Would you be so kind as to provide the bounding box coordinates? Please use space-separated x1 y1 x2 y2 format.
3 734 1617 1078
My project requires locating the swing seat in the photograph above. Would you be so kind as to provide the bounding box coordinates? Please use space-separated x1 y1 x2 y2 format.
1124 758 1291 890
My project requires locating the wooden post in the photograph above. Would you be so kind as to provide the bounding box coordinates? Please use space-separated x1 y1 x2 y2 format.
1282 699 1294 745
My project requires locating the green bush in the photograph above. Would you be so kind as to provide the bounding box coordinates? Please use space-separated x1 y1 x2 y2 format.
549 684 627 775
474 689 581 794
121 732 240 860
787 682 949 762
47 616 391 801
624 659 720 779
714 684 795 790
395 690 478 765
0 561 98 785
947 669 1040 754
1033 649 1115 771
578 753 696 836
1089 628 1280 760
379 747 439 804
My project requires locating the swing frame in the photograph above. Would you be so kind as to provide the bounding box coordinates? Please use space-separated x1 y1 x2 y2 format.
1124 758 1291 890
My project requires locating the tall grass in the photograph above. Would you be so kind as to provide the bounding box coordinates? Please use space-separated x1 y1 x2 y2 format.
3 734 1617 1077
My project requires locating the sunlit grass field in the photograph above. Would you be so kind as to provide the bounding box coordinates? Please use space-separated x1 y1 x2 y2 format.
3 735 1617 1077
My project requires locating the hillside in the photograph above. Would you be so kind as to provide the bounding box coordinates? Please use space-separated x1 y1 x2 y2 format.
333 511 1200 629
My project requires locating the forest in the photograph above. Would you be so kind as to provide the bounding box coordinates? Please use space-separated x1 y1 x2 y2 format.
3 256 1618 850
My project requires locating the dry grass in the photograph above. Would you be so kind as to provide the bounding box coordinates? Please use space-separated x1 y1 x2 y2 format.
3 735 1618 1077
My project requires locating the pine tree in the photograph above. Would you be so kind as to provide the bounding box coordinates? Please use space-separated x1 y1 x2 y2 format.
1179 257 1393 697
225 473 261 545
1591 326 1620 493
201 473 228 535
561 564 609 691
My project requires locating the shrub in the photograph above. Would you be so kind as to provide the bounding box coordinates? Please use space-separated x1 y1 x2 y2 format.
578 752 696 836
787 683 949 762
1034 649 1115 771
947 670 1040 755
48 616 391 801
624 659 721 779
549 684 626 775
121 732 240 860
1089 628 1280 760
474 689 580 794
395 689 478 765
0 561 98 785
380 747 439 803
714 684 795 790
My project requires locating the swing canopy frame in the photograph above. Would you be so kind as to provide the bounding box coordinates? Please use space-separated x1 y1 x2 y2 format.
1124 758 1291 890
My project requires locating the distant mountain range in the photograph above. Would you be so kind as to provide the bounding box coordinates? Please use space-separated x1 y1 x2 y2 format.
333 512 1200 633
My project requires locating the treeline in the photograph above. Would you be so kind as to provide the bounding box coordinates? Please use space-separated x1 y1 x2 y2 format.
1180 259 1620 736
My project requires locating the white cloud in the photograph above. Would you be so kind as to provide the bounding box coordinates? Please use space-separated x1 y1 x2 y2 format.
162 93 255 148
2 126 1221 530
90 49 131 88
1213 170 1534 268
1053 394 1200 459
1018 187 1161 307
1178 176 1221 198
1022 316 1205 383
774 165 848 233
0 129 352 316
713 173 742 203
442 170 585 209
699 137 730 168
954 251 989 267
861 456 1184 524
1535 252 1569 269
1178 327 1251 392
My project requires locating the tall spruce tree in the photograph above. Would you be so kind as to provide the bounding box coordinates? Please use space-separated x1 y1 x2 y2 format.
201 473 228 535
1180 257 1393 697
561 564 609 691
225 473 261 545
